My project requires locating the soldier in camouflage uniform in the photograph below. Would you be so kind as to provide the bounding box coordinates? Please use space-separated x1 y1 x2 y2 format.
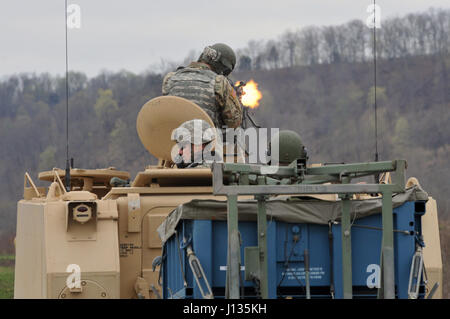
171 119 222 168
162 43 243 129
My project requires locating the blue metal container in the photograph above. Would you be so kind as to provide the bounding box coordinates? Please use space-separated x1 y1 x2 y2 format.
162 200 426 299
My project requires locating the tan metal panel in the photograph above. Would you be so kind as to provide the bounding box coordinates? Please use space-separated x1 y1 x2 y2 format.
147 215 167 248
422 197 443 299
127 193 141 233
14 201 47 298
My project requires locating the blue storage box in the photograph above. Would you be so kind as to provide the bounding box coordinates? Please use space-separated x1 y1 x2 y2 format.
161 198 426 299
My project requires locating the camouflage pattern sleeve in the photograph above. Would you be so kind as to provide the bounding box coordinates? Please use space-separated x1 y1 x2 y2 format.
214 75 243 128
162 72 175 95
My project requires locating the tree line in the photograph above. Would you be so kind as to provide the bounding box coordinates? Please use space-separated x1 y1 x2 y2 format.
235 8 450 71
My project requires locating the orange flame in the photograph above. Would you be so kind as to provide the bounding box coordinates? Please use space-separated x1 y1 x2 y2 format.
238 79 262 109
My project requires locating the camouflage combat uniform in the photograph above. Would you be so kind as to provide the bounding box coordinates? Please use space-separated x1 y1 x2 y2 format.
171 119 222 169
183 154 221 169
162 62 242 129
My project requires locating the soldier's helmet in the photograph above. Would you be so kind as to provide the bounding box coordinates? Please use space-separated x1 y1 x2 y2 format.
171 119 216 146
269 130 308 165
198 43 236 76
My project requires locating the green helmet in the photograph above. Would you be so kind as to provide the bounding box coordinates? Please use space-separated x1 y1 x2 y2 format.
171 119 216 145
270 130 307 165
199 43 236 76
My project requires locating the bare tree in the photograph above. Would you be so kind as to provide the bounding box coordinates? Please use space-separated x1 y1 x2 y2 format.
280 30 299 67
267 41 280 69
344 20 367 62
299 26 321 65
235 8 450 68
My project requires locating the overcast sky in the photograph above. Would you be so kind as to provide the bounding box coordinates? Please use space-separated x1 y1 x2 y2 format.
1 0 449 78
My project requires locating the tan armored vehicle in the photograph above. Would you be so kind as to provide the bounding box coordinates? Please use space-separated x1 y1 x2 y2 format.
14 96 235 299
13 96 443 299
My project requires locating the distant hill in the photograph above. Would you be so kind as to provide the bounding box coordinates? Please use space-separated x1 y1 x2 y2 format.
235 53 450 210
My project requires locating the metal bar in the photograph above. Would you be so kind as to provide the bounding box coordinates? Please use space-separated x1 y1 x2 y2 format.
256 196 269 298
214 183 401 196
333 222 411 235
223 162 296 176
103 186 213 199
222 160 401 177
186 246 214 299
212 162 225 194
213 162 406 195
340 196 353 299
427 282 439 299
174 231 187 287
391 160 407 190
304 172 394 184
52 168 67 194
407 247 423 299
377 252 384 299
302 175 341 184
24 172 41 198
226 194 240 299
381 189 395 299
304 249 311 299
306 161 397 175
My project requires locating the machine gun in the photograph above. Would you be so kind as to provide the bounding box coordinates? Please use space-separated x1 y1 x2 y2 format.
232 80 260 129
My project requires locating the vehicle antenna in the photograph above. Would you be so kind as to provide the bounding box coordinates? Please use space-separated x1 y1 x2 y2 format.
64 0 71 191
373 0 379 164
373 0 380 184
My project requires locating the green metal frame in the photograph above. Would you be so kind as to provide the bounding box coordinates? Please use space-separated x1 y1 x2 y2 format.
212 160 406 299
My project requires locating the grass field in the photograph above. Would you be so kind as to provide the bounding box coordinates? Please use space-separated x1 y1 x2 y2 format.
0 255 14 299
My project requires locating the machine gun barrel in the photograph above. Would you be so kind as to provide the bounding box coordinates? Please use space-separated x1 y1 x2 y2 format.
233 80 260 129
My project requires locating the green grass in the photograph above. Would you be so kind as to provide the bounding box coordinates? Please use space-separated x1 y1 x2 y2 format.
0 266 14 299
0 255 14 261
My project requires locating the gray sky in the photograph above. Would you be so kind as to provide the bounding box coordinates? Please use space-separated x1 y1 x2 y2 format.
1 0 449 78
